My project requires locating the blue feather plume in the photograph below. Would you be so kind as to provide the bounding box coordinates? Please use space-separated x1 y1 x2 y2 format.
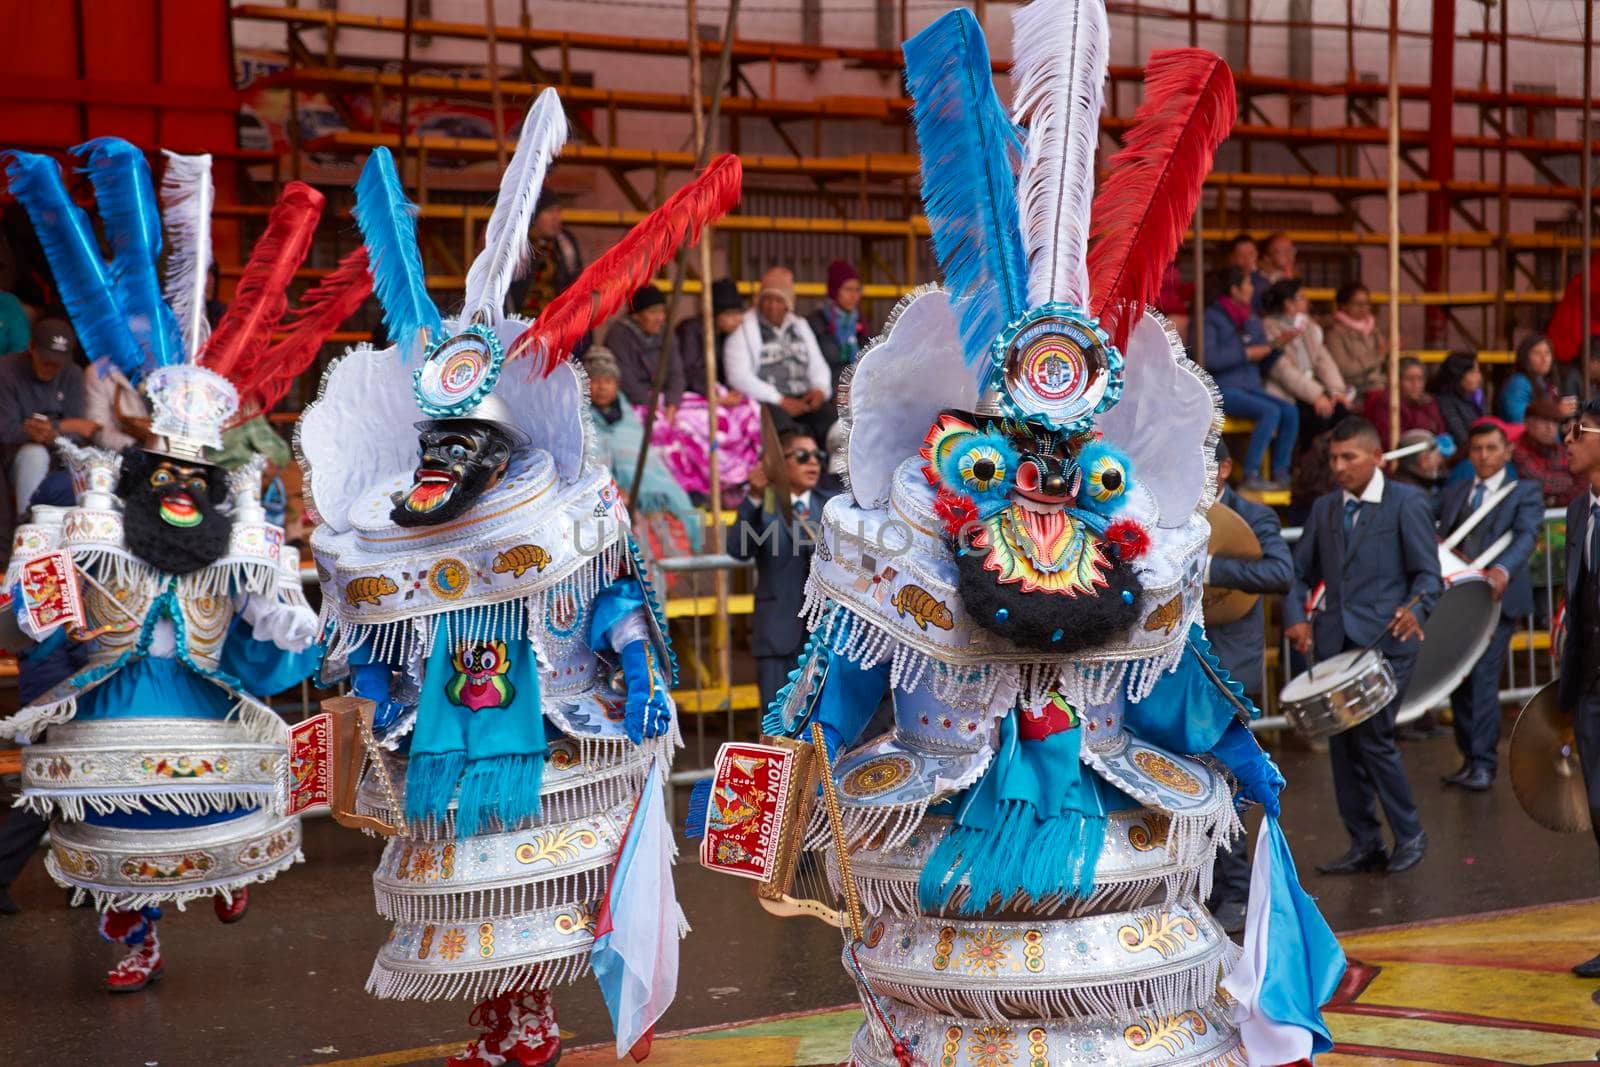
353 147 440 360
2 151 144 379
74 138 183 373
903 9 1029 379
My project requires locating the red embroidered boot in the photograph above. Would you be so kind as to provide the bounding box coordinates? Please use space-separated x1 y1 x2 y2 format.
446 992 518 1067
105 923 163 993
499 990 560 1066
214 887 249 924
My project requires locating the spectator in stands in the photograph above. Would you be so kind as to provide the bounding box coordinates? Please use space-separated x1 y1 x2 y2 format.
0 318 97 517
509 189 584 322
1514 397 1580 507
586 346 702 559
1363 357 1445 449
725 266 836 443
1262 277 1350 441
675 278 745 395
1156 260 1193 339
1260 233 1297 285
0 237 30 355
1227 234 1270 313
605 286 685 427
1430 351 1484 468
1326 282 1389 398
808 259 870 384
1203 266 1298 490
84 357 151 452
1500 334 1579 426
1388 428 1447 502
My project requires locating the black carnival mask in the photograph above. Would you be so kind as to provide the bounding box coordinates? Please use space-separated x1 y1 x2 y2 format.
391 419 518 528
119 450 233 575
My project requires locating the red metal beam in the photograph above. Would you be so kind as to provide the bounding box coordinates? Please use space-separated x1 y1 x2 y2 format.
1424 0 1455 345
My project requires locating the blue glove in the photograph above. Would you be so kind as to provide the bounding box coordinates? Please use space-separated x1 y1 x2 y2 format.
620 639 672 744
350 663 408 733
1210 718 1285 815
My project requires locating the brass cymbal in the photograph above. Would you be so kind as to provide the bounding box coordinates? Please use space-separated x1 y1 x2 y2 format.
1509 682 1592 834
1203 501 1263 627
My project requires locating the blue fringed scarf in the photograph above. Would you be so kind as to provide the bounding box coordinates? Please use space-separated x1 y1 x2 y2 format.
406 614 546 837
919 711 1116 914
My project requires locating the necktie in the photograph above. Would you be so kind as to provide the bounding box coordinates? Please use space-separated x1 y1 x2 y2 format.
1343 498 1362 534
793 496 809 520
1469 482 1486 514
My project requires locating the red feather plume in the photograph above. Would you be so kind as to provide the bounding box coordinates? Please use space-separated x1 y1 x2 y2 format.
201 181 325 381
234 246 372 420
508 154 743 376
1086 50 1235 351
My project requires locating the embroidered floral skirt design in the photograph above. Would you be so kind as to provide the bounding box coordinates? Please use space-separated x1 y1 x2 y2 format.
355 734 662 1003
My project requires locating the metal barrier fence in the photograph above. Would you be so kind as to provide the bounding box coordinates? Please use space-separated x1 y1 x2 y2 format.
1250 506 1565 731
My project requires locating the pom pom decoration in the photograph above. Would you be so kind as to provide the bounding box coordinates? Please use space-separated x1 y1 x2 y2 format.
1103 518 1150 561
933 488 981 539
937 430 1019 518
1076 440 1132 513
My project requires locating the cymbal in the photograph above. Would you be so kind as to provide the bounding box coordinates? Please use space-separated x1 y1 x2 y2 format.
1203 501 1262 627
1509 682 1592 834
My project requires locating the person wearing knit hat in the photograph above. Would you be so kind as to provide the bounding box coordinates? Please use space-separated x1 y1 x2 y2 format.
809 258 870 383
604 284 686 425
724 265 836 444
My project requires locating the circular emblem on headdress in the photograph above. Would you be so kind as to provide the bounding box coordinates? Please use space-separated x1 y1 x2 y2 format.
427 558 470 599
992 305 1123 432
413 323 506 420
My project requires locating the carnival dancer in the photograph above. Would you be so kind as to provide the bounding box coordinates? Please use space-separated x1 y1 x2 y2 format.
299 89 741 1065
0 141 361 990
1285 417 1441 875
690 4 1345 1063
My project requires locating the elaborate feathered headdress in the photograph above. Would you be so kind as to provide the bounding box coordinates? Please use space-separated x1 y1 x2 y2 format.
3 140 370 462
905 0 1235 432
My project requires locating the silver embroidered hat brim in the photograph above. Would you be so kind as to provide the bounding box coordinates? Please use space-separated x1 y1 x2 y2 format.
45 807 302 911
851 996 1245 1067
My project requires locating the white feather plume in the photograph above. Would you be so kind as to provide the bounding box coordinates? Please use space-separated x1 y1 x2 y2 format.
460 88 569 324
158 150 214 360
1011 0 1109 309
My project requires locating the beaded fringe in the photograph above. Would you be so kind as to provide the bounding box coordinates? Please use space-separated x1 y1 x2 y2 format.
849 870 1174 921
52 847 305 913
373 865 612 926
366 949 595 1004
870 940 1240 1022
21 786 277 821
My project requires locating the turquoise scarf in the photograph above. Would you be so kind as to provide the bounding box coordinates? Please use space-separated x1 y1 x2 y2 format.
405 610 547 837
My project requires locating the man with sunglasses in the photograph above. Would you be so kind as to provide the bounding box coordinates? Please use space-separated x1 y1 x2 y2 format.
1560 398 1600 977
727 429 837 708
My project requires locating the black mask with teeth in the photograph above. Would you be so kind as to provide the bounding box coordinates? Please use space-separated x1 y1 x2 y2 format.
390 419 518 528
118 449 233 575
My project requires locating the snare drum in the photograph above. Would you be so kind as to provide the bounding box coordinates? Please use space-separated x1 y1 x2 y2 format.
1280 650 1398 741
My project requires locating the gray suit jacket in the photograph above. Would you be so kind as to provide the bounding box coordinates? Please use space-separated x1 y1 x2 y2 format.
1434 474 1544 621
1207 486 1293 695
1285 478 1442 659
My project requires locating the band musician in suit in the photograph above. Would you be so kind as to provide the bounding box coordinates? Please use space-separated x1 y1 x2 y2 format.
1285 417 1441 875
1204 440 1292 932
727 429 838 708
1557 398 1600 977
1434 420 1543 791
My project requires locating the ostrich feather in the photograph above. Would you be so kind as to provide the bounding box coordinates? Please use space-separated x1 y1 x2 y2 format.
904 8 1028 373
460 88 568 324
1011 0 1109 309
159 150 215 360
2 151 143 379
508 154 743 377
352 146 440 361
1087 49 1236 350
201 181 324 382
73 137 184 370
237 246 372 419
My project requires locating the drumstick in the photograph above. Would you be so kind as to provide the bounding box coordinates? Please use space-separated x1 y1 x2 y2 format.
1354 591 1426 660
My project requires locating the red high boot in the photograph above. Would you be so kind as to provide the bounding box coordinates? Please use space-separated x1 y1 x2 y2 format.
105 922 163 993
214 887 249 924
446 992 517 1067
446 990 560 1067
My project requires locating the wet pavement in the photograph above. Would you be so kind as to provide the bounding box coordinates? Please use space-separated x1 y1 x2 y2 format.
2 721 1594 1066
